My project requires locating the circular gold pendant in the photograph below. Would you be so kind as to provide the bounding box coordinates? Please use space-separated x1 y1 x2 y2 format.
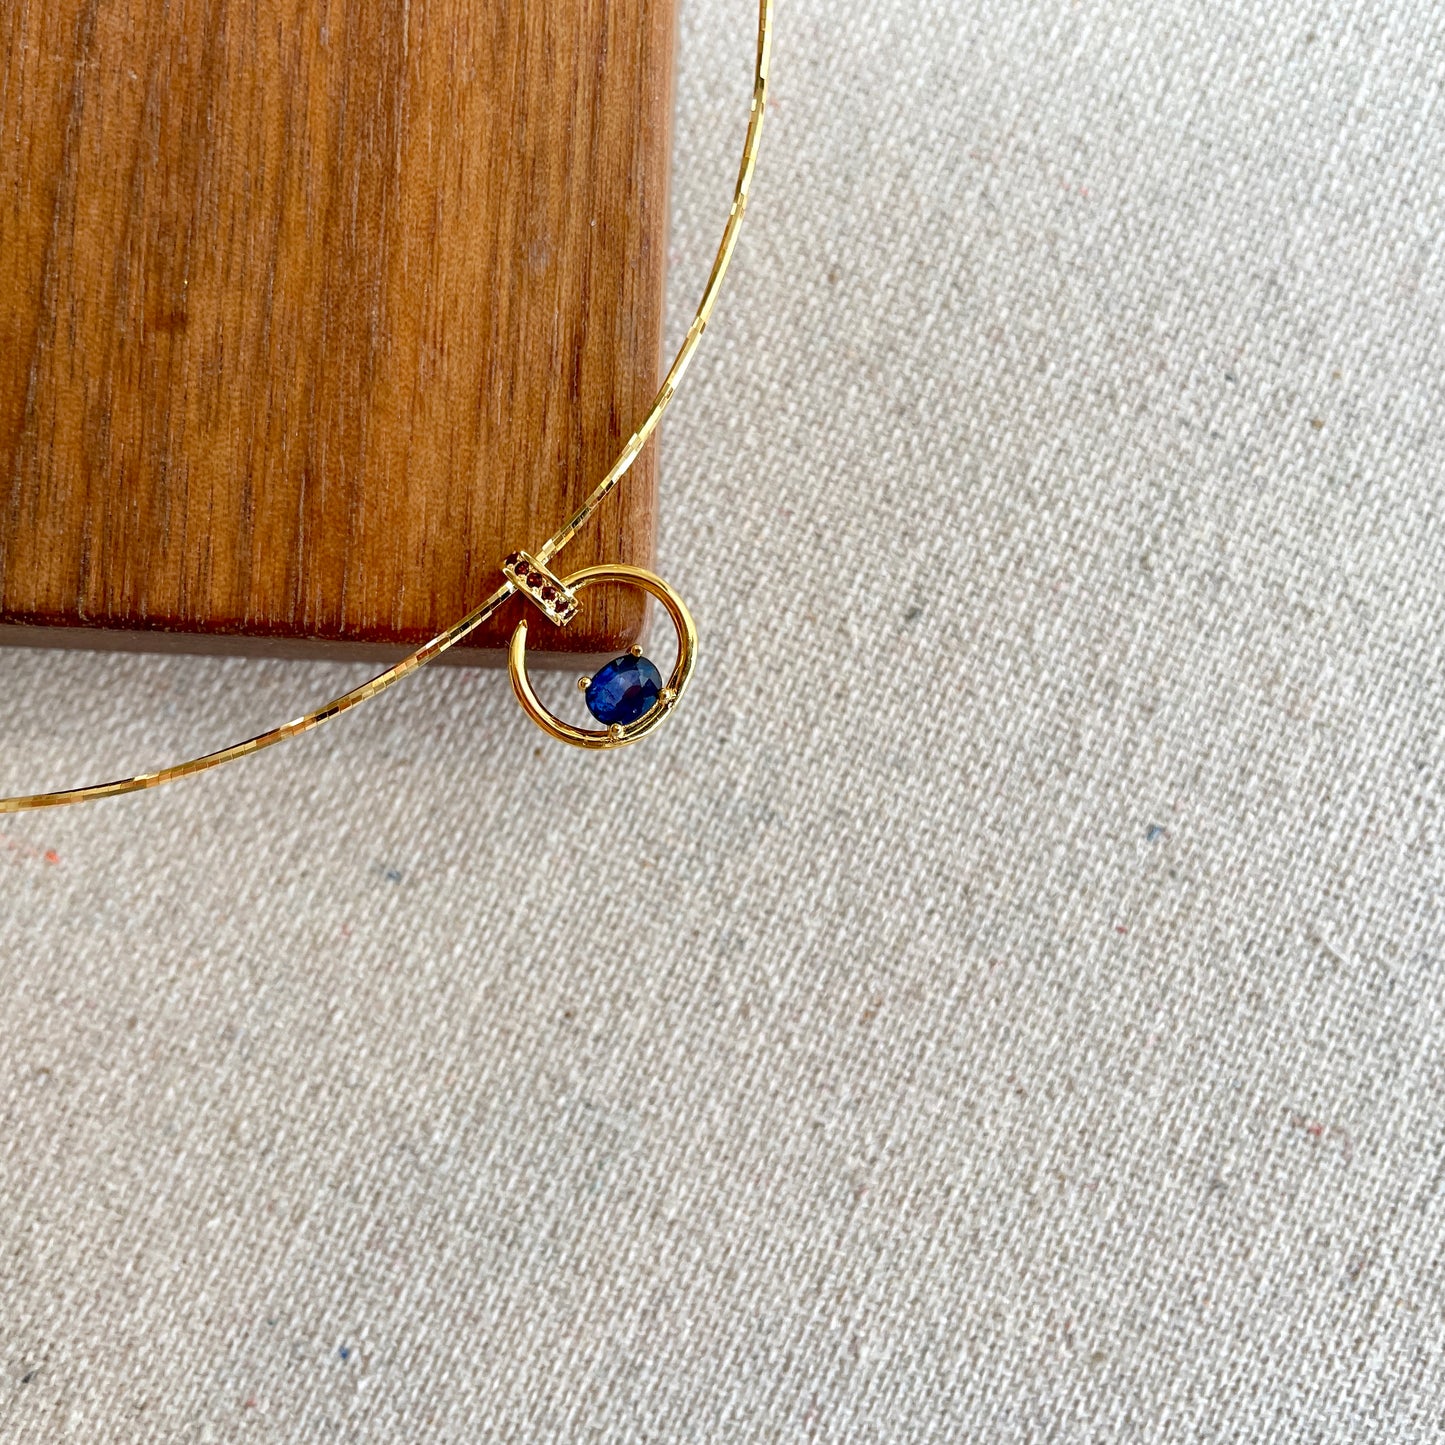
508 565 697 750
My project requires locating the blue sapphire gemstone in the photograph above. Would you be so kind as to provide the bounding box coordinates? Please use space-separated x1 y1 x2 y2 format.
585 653 664 726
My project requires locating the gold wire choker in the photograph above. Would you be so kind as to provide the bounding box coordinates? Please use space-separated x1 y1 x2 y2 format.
0 1 772 813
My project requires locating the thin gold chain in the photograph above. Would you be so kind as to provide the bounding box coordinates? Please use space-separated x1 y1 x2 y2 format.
0 0 772 813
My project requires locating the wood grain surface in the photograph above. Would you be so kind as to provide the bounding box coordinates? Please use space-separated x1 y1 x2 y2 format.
0 0 676 660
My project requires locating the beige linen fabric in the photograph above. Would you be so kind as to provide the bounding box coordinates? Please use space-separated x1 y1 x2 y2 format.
3 1 1443 1438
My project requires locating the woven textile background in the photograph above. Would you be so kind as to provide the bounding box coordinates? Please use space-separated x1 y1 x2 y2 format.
3 1 1443 1438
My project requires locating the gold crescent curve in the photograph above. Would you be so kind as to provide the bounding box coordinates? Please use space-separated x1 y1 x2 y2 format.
508 566 697 750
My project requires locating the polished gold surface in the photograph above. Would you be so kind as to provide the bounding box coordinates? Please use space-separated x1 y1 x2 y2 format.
508 566 697 750
0 0 771 812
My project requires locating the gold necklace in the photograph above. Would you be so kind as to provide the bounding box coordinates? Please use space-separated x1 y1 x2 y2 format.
0 1 772 813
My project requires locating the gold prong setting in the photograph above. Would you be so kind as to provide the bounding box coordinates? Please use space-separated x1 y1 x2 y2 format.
508 565 697 750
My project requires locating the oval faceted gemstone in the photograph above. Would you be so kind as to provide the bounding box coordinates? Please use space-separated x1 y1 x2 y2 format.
585 653 664 726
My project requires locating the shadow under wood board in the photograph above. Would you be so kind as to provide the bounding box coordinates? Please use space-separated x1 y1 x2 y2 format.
0 0 677 664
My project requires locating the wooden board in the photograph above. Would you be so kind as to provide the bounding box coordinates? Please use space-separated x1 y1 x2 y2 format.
0 0 676 662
